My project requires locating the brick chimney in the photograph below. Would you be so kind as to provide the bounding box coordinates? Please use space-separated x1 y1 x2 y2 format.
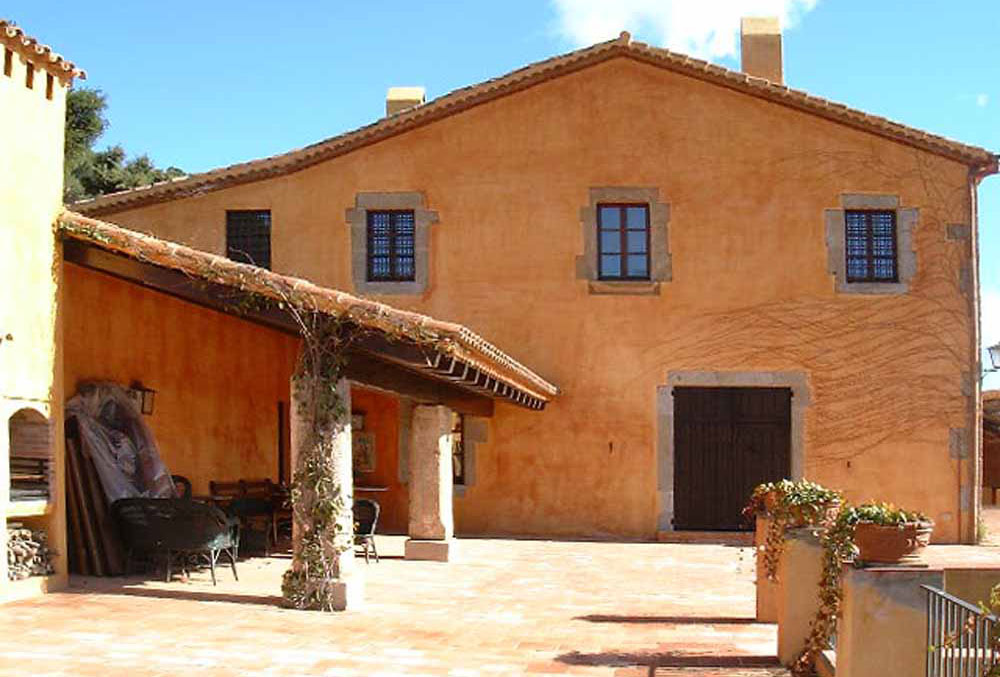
386 87 426 116
740 17 783 84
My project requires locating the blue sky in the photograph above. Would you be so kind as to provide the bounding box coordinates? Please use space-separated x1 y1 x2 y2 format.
13 1 1000 377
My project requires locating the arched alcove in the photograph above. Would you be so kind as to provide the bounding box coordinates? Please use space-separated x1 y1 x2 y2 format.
9 408 53 503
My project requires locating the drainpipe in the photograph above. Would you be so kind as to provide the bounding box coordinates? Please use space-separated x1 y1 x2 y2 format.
965 159 999 543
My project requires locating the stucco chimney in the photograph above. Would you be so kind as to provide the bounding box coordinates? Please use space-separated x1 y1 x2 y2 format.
740 17 783 84
386 86 426 116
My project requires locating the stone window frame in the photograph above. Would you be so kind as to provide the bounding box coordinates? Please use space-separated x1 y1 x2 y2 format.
576 187 671 296
453 417 486 498
655 370 809 534
346 192 438 295
825 194 917 295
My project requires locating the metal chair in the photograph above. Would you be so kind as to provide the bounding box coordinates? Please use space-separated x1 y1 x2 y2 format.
112 497 239 585
171 474 192 500
353 498 380 563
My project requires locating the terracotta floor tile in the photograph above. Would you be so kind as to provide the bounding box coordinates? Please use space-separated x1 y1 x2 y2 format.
0 536 787 676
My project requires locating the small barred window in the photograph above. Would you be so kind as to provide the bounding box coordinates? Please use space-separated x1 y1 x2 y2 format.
367 210 416 282
845 210 897 283
226 210 272 270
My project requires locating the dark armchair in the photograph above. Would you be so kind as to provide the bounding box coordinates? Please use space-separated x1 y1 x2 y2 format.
353 498 380 563
112 497 240 585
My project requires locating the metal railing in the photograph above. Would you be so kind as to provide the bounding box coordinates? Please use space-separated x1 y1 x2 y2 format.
924 585 999 676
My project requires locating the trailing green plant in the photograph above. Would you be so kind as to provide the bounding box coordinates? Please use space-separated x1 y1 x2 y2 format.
790 502 930 676
744 479 842 581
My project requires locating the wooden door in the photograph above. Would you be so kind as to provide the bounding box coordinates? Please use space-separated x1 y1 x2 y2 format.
673 387 791 531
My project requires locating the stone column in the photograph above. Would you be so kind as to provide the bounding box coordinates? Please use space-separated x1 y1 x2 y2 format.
405 404 454 561
289 377 363 610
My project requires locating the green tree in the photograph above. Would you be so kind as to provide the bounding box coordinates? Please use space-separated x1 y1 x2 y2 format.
64 87 184 203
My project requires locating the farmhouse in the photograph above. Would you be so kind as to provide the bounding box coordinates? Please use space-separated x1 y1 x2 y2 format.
2 15 998 604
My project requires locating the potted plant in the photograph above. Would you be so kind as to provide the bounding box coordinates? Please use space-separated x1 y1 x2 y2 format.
744 479 842 581
844 502 934 565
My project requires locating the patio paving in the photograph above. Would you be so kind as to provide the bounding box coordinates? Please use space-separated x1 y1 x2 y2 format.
0 536 787 676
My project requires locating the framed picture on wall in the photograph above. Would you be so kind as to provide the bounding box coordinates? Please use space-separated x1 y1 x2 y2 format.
352 431 376 473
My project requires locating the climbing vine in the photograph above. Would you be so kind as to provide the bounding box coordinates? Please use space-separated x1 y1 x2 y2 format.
790 502 931 676
744 479 842 581
280 310 354 611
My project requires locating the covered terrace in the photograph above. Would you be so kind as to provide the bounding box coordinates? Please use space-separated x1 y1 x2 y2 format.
52 211 557 604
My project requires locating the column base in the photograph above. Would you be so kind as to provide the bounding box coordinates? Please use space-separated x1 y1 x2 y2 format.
405 538 454 562
329 573 365 611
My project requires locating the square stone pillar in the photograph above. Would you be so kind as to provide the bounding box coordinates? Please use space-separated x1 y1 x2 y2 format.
836 567 942 677
776 528 823 665
405 404 454 561
289 377 362 610
754 514 779 622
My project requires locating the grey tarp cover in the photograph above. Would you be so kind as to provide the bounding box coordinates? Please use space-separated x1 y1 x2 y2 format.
65 381 175 502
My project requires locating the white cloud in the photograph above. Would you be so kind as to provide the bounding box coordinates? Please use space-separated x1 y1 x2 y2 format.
976 93 989 108
550 0 819 59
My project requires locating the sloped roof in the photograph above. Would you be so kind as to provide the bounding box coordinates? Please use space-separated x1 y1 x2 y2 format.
58 210 558 407
1 20 85 81
74 32 998 217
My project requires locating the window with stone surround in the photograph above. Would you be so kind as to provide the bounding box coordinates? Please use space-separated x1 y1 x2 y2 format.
825 194 917 294
347 193 438 295
577 187 671 295
226 210 272 270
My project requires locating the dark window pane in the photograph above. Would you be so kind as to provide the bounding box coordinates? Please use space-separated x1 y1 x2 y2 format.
600 231 621 254
626 231 647 254
367 210 416 281
226 210 272 270
600 255 621 278
627 255 648 278
844 210 897 283
598 206 620 230
626 206 647 229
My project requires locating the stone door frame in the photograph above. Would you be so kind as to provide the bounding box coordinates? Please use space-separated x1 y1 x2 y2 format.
656 370 810 533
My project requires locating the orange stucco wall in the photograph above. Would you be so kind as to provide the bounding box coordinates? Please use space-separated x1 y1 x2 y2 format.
101 57 979 541
351 387 408 534
62 264 300 495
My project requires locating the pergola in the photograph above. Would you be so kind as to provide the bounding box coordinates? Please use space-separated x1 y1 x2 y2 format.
57 210 558 608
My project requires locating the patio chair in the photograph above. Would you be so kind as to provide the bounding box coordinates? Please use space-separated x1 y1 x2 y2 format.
353 498 380 563
171 474 192 500
226 496 275 556
112 497 240 585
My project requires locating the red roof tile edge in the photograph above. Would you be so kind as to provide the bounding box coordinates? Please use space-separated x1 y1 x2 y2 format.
57 210 558 402
73 33 997 216
1 19 85 81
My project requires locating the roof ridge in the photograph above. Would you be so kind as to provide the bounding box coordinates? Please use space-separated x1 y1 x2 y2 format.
0 19 85 80
73 36 997 215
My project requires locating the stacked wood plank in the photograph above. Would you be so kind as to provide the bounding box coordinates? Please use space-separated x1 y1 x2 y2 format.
65 418 125 576
6 524 54 580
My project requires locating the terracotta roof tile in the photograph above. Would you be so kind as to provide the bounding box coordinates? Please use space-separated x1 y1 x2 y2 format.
57 210 558 403
1 20 85 81
74 32 997 216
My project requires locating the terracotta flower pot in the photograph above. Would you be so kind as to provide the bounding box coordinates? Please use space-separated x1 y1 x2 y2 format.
854 521 934 565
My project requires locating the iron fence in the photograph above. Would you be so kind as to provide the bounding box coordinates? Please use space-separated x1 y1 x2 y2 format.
924 584 998 677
